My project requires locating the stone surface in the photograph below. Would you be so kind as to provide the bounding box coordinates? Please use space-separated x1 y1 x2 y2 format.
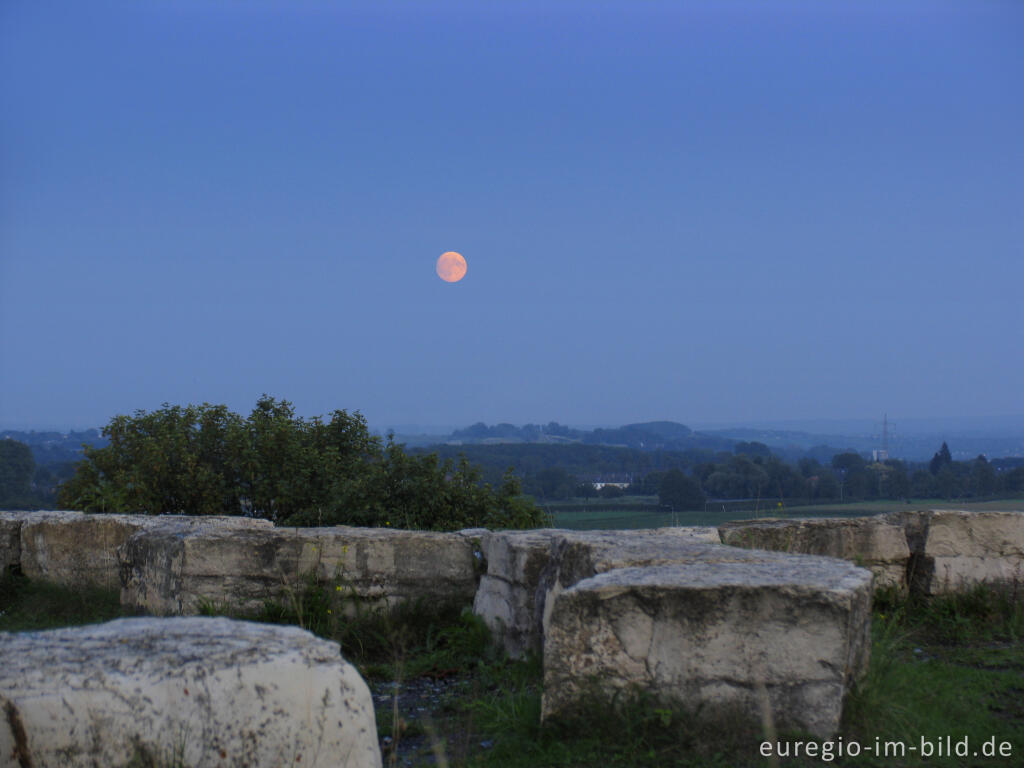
0 616 380 768
885 510 1024 595
121 523 480 615
718 516 911 591
542 556 873 738
2 511 91 576
15 511 272 589
472 526 747 658
472 529 570 657
0 511 33 574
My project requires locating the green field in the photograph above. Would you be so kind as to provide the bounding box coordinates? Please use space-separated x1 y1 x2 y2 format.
547 497 1024 531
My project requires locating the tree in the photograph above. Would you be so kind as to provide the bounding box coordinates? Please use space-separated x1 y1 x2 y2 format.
658 469 706 510
1000 466 1024 493
935 466 961 500
636 471 667 496
832 452 866 473
815 471 840 499
882 460 910 499
0 439 37 507
734 441 771 458
798 458 822 478
58 398 546 531
910 469 937 498
536 467 574 500
970 455 996 497
929 442 953 475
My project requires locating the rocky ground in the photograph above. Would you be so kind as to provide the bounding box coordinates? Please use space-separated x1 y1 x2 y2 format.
372 674 498 767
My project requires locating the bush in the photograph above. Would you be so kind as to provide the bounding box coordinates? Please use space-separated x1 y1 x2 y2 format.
57 397 546 531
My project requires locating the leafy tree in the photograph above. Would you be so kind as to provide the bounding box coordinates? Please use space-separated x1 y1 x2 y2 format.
635 471 667 496
57 398 545 531
658 469 706 510
797 457 822 478
832 452 867 473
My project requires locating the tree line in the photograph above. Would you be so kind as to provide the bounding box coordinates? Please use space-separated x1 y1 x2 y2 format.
4 405 1024 519
427 441 1024 510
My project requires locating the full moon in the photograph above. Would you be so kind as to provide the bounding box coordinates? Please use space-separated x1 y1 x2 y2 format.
436 251 467 283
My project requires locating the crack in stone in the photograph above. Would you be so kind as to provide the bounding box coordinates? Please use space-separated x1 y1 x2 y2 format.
4 698 34 768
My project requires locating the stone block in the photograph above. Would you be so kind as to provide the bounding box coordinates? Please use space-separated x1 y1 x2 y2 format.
887 510 1024 595
120 524 480 615
472 529 568 657
542 556 873 738
718 516 910 591
16 511 271 589
0 616 380 767
472 526 738 658
0 511 34 574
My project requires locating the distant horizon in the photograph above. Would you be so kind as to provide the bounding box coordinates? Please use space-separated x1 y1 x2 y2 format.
5 411 1024 439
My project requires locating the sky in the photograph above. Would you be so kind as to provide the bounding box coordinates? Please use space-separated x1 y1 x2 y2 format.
1 0 1022 432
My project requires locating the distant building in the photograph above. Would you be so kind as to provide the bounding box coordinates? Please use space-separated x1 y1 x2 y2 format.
592 481 630 491
872 449 889 462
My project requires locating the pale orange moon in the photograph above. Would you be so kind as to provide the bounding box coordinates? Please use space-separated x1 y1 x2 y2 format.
436 251 467 283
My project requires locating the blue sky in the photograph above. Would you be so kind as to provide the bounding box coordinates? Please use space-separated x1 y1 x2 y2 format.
2 0 1021 431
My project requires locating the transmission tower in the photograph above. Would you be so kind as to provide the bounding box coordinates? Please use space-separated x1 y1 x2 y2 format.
872 413 891 462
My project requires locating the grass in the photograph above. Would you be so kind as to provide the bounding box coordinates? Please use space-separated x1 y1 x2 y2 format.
4 570 1023 767
0 569 129 631
838 585 1024 767
246 575 1024 767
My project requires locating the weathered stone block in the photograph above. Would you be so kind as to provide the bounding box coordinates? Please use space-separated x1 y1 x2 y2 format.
120 524 480 615
472 529 569 657
0 511 33 574
0 616 381 767
472 526 732 658
886 510 1024 595
16 511 272 589
542 556 873 738
718 516 910 591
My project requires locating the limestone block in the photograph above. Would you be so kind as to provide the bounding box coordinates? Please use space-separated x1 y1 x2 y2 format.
473 526 741 658
17 511 272 589
896 510 1024 595
718 517 911 591
542 557 873 738
0 616 381 768
120 524 479 615
0 511 35 574
472 529 568 657
0 519 17 574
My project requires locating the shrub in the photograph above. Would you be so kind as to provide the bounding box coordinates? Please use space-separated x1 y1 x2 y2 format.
57 396 545 531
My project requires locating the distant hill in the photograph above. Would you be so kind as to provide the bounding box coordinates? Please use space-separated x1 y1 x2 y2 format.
0 429 107 466
702 427 1024 462
436 420 732 453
